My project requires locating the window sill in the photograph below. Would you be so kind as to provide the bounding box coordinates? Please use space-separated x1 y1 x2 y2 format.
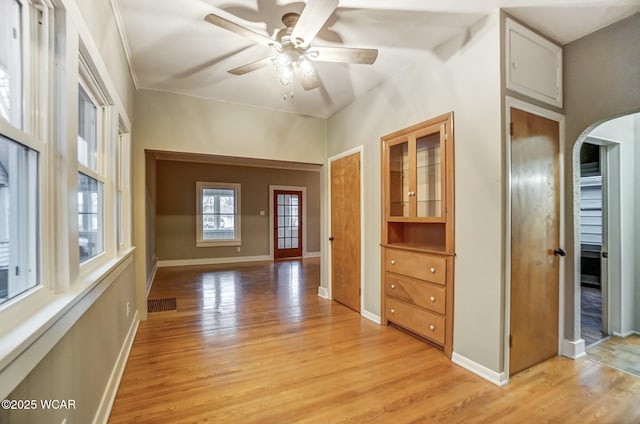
0 247 136 399
196 239 242 247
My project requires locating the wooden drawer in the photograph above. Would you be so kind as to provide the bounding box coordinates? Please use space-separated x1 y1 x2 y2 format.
386 297 445 345
385 248 446 285
385 274 445 314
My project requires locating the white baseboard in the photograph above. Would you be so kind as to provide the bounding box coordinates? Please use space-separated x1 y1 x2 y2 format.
317 286 330 299
94 311 139 424
613 330 639 338
146 264 158 297
561 338 587 359
451 352 508 386
303 251 321 258
157 255 272 268
361 309 381 324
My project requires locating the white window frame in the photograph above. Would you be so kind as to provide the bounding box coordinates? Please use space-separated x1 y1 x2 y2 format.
196 181 241 247
0 0 52 309
76 52 111 270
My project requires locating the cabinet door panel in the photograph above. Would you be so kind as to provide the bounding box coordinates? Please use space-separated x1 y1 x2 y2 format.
386 297 445 344
385 249 446 285
386 274 445 314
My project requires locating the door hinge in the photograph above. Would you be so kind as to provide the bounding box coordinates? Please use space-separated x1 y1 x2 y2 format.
509 334 513 348
15 266 20 276
509 122 514 136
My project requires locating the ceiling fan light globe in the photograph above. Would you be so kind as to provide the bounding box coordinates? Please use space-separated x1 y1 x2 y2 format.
279 64 294 86
275 52 291 68
298 58 315 77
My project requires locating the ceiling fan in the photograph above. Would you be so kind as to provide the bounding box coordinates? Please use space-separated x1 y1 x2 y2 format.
204 0 378 95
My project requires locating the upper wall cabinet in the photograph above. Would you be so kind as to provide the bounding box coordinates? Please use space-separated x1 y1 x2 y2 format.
505 17 563 108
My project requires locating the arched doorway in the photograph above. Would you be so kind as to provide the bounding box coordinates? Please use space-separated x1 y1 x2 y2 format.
572 112 640 375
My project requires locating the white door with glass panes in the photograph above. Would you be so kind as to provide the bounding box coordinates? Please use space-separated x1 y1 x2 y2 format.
274 190 302 259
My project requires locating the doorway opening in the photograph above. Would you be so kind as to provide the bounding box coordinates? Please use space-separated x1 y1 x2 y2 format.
578 141 607 346
573 112 640 377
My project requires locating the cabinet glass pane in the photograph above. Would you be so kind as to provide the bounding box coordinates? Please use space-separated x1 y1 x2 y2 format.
389 142 409 217
416 133 441 217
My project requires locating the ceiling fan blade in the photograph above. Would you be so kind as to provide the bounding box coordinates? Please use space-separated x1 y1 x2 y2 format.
299 71 321 91
290 0 338 47
228 57 273 75
204 13 280 49
308 46 378 65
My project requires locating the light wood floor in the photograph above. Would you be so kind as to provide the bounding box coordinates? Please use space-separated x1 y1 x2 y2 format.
109 259 640 423
588 335 640 378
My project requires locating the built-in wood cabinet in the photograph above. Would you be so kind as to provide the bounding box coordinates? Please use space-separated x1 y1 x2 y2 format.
381 112 454 357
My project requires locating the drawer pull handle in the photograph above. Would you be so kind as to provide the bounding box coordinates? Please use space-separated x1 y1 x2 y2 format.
430 296 436 302
391 260 396 265
391 284 396 289
430 267 436 273
390 308 395 314
429 324 435 331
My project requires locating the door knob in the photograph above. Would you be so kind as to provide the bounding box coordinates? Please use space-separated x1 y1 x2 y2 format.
553 248 566 257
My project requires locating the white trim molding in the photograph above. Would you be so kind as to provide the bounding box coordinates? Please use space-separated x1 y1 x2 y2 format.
561 338 587 359
157 255 272 268
94 310 139 424
361 309 381 324
317 286 330 299
452 352 509 387
146 264 158 297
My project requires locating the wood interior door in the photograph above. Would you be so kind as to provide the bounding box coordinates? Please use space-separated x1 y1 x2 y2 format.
274 190 303 259
510 107 561 376
330 152 361 312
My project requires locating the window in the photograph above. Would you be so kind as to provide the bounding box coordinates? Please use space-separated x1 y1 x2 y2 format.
0 0 23 128
196 182 241 247
0 134 39 305
77 81 104 262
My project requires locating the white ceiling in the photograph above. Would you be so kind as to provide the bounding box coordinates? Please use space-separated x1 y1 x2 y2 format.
114 0 640 118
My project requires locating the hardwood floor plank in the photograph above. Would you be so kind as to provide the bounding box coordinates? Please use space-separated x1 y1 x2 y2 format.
109 259 640 423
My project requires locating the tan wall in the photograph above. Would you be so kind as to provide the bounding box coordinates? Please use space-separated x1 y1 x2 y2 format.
155 160 321 260
326 12 503 372
0 260 137 424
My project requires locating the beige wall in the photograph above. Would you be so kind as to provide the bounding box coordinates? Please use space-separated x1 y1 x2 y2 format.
155 160 321 260
326 12 504 372
0 260 137 424
564 12 640 339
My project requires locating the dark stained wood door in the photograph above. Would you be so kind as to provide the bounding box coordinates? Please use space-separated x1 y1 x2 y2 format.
274 190 303 259
510 107 561 376
330 152 361 312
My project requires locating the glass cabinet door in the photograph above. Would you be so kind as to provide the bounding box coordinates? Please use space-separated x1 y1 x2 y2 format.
388 140 409 217
415 131 442 218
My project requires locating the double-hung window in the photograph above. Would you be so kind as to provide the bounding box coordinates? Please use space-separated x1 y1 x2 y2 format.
0 0 22 128
196 182 241 247
77 79 105 263
0 0 51 305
